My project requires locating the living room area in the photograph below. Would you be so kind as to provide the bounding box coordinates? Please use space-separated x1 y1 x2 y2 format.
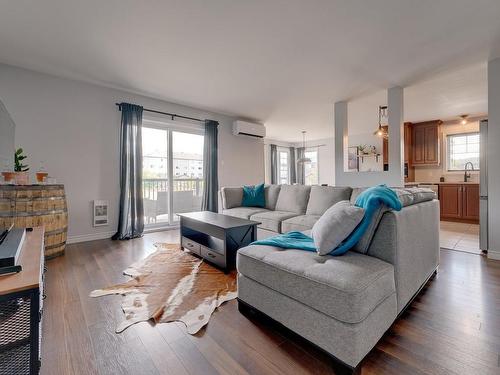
1 2 500 375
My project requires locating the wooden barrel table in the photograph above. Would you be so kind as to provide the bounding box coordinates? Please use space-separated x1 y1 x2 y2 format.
0 184 68 259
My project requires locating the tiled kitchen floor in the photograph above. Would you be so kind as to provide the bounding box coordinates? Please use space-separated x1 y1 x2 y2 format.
440 221 482 254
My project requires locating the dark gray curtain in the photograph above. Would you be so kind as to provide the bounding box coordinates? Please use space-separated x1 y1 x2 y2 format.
289 147 296 184
296 147 305 185
113 103 144 240
270 144 278 184
201 120 219 212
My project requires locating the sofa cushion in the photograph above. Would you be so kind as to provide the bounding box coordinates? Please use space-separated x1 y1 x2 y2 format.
404 187 437 205
250 211 299 233
237 246 395 323
265 185 281 210
350 187 366 204
281 215 320 233
350 186 436 207
221 187 243 209
312 201 365 256
223 207 269 220
306 186 353 216
275 185 311 214
391 188 414 207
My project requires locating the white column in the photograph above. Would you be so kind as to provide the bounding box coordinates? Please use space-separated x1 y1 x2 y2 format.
387 86 404 187
487 59 500 260
334 101 348 185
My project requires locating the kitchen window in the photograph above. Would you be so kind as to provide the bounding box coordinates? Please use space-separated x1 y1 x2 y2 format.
447 132 480 171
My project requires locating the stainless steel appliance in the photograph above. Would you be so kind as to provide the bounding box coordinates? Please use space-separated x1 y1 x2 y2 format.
480 120 488 252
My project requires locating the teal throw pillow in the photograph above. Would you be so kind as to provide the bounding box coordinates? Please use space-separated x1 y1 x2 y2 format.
242 183 266 208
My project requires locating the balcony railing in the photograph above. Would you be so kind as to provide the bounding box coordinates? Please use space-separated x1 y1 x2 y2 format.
143 178 203 224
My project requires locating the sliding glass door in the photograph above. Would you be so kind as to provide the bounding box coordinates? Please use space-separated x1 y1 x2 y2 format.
171 131 204 222
142 123 204 227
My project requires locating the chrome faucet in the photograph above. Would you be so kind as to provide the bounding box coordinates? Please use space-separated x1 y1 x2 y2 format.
464 162 474 182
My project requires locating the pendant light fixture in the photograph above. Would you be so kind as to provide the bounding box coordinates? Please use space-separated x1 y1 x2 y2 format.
297 131 312 164
460 114 468 125
374 105 389 139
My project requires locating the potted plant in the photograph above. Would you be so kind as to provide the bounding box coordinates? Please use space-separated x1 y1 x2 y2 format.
14 148 29 185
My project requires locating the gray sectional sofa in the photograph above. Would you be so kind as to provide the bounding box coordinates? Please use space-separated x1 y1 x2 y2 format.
221 185 353 238
220 184 440 370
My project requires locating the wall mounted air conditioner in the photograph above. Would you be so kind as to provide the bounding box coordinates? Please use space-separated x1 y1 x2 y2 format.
232 120 266 139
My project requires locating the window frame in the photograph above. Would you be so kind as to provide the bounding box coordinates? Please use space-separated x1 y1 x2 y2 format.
446 132 480 172
304 147 319 185
277 147 290 185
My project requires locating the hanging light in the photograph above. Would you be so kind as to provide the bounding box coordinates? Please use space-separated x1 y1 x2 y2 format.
460 114 468 125
374 105 389 139
297 131 312 164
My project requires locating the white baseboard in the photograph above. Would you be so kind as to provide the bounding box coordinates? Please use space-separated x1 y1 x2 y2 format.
487 250 500 261
67 231 115 244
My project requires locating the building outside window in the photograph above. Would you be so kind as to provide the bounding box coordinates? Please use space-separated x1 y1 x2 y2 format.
447 132 480 171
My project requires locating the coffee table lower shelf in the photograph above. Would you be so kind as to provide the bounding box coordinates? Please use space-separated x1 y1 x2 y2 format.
178 212 260 273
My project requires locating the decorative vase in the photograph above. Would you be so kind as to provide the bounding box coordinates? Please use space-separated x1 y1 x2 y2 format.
1 171 15 184
14 171 29 185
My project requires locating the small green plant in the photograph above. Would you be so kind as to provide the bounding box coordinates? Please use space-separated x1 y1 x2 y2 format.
14 148 29 172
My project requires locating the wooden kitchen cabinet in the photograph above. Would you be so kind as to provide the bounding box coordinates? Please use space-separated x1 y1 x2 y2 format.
381 123 412 164
404 122 412 163
439 183 479 223
439 184 463 219
462 184 480 221
411 120 441 166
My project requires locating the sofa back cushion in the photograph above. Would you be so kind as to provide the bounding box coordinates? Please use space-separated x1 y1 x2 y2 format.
275 185 311 214
306 186 353 216
221 187 243 209
265 185 281 210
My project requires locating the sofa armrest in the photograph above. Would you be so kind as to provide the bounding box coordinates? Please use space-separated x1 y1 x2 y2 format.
367 199 440 313
220 187 244 210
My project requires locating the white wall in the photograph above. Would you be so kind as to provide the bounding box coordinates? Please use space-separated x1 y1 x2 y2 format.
347 90 386 172
487 59 500 260
0 64 264 242
335 87 404 187
413 119 482 183
0 100 15 170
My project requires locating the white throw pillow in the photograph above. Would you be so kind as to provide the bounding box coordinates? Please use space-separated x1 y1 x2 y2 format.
311 200 365 256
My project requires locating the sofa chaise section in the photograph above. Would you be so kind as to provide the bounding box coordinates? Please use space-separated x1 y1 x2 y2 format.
236 196 440 369
237 246 396 324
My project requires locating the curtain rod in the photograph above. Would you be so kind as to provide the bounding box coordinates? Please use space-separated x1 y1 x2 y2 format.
115 103 204 122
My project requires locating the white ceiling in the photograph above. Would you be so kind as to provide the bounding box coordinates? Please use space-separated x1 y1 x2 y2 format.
0 0 498 142
349 63 487 135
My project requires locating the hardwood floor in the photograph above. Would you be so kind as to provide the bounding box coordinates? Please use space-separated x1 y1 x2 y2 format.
41 230 500 375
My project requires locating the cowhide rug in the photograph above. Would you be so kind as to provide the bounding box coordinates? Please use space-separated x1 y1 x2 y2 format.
89 243 237 334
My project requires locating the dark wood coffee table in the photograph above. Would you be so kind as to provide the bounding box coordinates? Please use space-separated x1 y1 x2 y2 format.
178 211 260 273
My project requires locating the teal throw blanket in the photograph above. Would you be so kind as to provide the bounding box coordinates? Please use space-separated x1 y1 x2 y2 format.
251 185 402 256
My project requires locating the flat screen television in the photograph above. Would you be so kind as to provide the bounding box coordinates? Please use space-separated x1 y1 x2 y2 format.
0 99 15 170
